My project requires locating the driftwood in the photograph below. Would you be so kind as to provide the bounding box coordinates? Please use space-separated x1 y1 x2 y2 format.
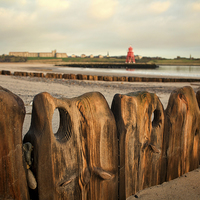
23 92 118 200
0 86 30 200
111 91 164 200
162 86 200 182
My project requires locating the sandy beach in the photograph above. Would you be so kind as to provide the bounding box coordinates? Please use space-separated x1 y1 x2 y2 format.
0 63 200 199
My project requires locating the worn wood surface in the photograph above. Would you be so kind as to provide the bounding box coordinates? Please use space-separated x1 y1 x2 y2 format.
1 85 199 200
196 90 200 164
163 86 200 181
0 86 30 200
111 91 164 200
23 91 118 200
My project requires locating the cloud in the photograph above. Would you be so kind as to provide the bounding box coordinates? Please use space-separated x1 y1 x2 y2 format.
0 0 200 58
0 8 37 39
36 0 70 11
0 0 27 5
19 0 26 5
88 0 118 20
149 1 171 14
192 2 200 11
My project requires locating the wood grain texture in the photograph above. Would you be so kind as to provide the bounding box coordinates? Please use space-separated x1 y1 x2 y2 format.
23 91 118 200
0 86 30 200
163 86 200 181
111 91 164 200
196 90 200 165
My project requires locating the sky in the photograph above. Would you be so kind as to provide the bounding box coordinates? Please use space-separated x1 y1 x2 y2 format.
0 0 200 58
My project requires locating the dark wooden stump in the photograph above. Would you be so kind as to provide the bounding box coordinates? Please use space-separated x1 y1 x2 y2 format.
93 75 98 81
113 76 118 81
98 76 104 81
128 77 135 82
118 76 128 82
70 74 77 79
62 73 70 79
103 76 113 81
88 75 94 80
1 70 12 75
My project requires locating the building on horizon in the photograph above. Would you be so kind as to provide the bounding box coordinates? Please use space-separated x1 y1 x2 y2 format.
71 54 76 58
81 54 86 58
9 50 68 58
107 51 109 58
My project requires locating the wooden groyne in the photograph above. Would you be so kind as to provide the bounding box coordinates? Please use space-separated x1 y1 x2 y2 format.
1 70 200 82
56 62 159 69
0 86 200 200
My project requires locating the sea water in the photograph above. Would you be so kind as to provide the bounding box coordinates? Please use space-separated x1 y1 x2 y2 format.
56 65 200 78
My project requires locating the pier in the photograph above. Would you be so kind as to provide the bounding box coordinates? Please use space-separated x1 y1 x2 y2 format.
57 62 159 69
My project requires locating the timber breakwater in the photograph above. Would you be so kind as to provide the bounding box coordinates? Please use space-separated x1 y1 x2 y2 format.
1 69 200 82
56 62 159 69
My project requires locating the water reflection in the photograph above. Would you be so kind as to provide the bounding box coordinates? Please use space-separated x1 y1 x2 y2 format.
132 65 200 77
157 65 200 72
57 65 200 78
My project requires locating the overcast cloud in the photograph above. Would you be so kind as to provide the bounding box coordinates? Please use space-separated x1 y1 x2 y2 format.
0 0 200 58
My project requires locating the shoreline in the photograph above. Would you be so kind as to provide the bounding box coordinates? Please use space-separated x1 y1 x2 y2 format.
1 60 200 66
0 62 200 80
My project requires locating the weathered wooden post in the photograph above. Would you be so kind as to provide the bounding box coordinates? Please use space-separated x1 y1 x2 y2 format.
163 86 200 181
196 90 200 164
111 91 164 200
23 92 118 200
0 86 30 200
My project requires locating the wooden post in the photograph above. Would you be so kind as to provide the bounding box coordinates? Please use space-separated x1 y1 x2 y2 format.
196 90 200 165
111 91 164 199
0 86 30 200
163 86 200 181
24 92 118 200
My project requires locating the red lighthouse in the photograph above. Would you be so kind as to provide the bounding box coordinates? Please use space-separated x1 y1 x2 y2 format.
126 46 135 63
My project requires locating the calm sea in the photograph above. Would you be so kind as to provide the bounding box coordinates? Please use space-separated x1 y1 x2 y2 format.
56 65 200 78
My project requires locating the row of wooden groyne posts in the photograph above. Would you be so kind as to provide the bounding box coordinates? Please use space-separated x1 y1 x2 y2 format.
1 69 200 82
0 74 200 199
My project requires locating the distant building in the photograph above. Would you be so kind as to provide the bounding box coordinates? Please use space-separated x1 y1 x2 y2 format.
81 54 86 58
9 50 68 58
98 55 103 58
56 53 68 58
71 54 76 58
107 52 109 58
89 54 94 58
135 55 142 60
9 52 29 57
